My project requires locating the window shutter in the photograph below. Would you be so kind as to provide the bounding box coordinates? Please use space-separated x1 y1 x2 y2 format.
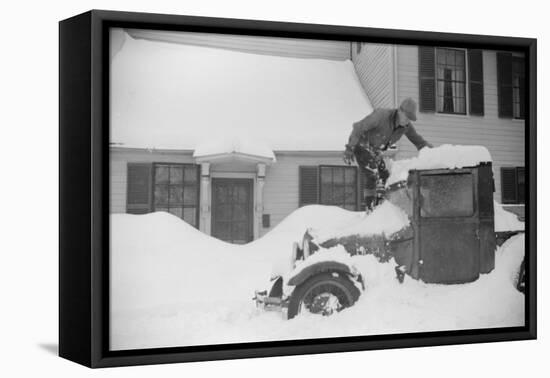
358 170 367 211
516 167 525 204
497 52 513 118
127 163 152 214
418 46 436 112
299 166 319 207
500 167 517 204
513 56 526 119
468 49 484 116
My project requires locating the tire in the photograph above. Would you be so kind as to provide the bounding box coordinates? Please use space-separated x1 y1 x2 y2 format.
287 272 361 320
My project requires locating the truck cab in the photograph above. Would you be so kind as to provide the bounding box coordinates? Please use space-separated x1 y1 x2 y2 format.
255 162 507 319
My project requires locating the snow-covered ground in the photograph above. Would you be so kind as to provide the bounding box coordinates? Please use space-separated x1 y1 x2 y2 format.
110 204 525 351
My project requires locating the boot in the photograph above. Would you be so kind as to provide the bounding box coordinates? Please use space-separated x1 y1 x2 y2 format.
365 196 376 213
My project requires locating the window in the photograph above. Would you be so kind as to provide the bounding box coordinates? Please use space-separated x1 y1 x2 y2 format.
419 47 483 115
497 52 525 119
420 173 474 217
153 164 199 226
319 166 358 211
126 162 200 227
299 165 361 210
436 48 466 114
501 167 525 204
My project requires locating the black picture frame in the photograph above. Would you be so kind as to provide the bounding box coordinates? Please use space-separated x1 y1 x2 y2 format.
59 9 537 368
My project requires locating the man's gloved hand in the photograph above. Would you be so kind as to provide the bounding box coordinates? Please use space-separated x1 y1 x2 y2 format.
343 145 355 165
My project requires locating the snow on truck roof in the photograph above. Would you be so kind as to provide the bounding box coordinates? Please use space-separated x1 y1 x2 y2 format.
386 144 493 186
110 32 373 154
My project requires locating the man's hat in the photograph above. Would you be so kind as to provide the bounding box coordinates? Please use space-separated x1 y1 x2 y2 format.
399 97 417 122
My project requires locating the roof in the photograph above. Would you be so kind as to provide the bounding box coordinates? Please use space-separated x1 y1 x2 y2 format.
110 33 373 152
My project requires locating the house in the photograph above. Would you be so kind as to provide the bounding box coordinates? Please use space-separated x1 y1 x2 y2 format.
109 29 526 244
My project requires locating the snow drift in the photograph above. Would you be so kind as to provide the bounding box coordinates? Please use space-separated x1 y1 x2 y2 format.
110 202 524 350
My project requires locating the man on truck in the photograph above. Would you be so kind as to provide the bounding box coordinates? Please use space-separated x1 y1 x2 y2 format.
343 97 433 211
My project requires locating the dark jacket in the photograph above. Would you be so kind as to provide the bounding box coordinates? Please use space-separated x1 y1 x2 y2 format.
347 108 431 151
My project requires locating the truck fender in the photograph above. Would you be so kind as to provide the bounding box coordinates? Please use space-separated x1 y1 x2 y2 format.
287 261 363 290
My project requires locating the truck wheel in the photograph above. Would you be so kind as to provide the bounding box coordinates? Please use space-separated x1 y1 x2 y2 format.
287 273 360 319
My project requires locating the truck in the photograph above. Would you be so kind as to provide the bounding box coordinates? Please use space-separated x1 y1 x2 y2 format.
253 162 525 319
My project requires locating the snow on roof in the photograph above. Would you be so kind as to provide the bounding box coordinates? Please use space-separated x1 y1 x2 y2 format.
387 144 493 185
110 33 373 151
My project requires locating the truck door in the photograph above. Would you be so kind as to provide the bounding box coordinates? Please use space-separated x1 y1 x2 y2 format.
417 170 480 284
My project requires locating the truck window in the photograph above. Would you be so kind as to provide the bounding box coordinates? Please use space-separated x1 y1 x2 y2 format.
420 173 474 217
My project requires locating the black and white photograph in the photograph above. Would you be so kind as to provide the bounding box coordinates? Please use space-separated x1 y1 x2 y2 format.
108 27 527 351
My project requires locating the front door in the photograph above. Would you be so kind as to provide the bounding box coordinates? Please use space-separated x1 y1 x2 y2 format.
211 178 253 244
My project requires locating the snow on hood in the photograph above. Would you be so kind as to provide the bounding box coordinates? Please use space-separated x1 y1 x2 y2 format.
311 201 410 243
110 33 373 151
387 144 492 186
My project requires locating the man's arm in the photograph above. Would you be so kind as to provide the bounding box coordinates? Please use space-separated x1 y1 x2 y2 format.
405 124 433 150
347 111 380 148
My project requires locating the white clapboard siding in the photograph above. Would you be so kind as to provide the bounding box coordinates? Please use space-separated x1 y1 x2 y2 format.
260 152 348 237
126 29 351 61
351 42 396 108
110 148 196 213
394 46 525 203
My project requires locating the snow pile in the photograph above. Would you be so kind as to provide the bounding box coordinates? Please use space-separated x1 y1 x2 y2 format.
494 201 525 232
193 136 276 160
110 212 271 312
246 205 362 277
387 144 492 185
311 201 410 243
110 208 524 350
110 33 372 151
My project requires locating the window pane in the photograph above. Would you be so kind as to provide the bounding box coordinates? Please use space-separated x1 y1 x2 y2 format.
320 183 332 204
170 166 183 184
437 49 446 64
344 184 355 204
420 173 474 217
333 168 345 184
169 185 184 204
183 207 197 226
155 207 168 213
320 167 332 184
183 186 197 205
456 51 465 67
454 68 464 82
333 185 344 204
344 167 356 184
446 49 455 65
184 167 198 183
168 207 182 218
154 185 169 205
155 165 170 184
